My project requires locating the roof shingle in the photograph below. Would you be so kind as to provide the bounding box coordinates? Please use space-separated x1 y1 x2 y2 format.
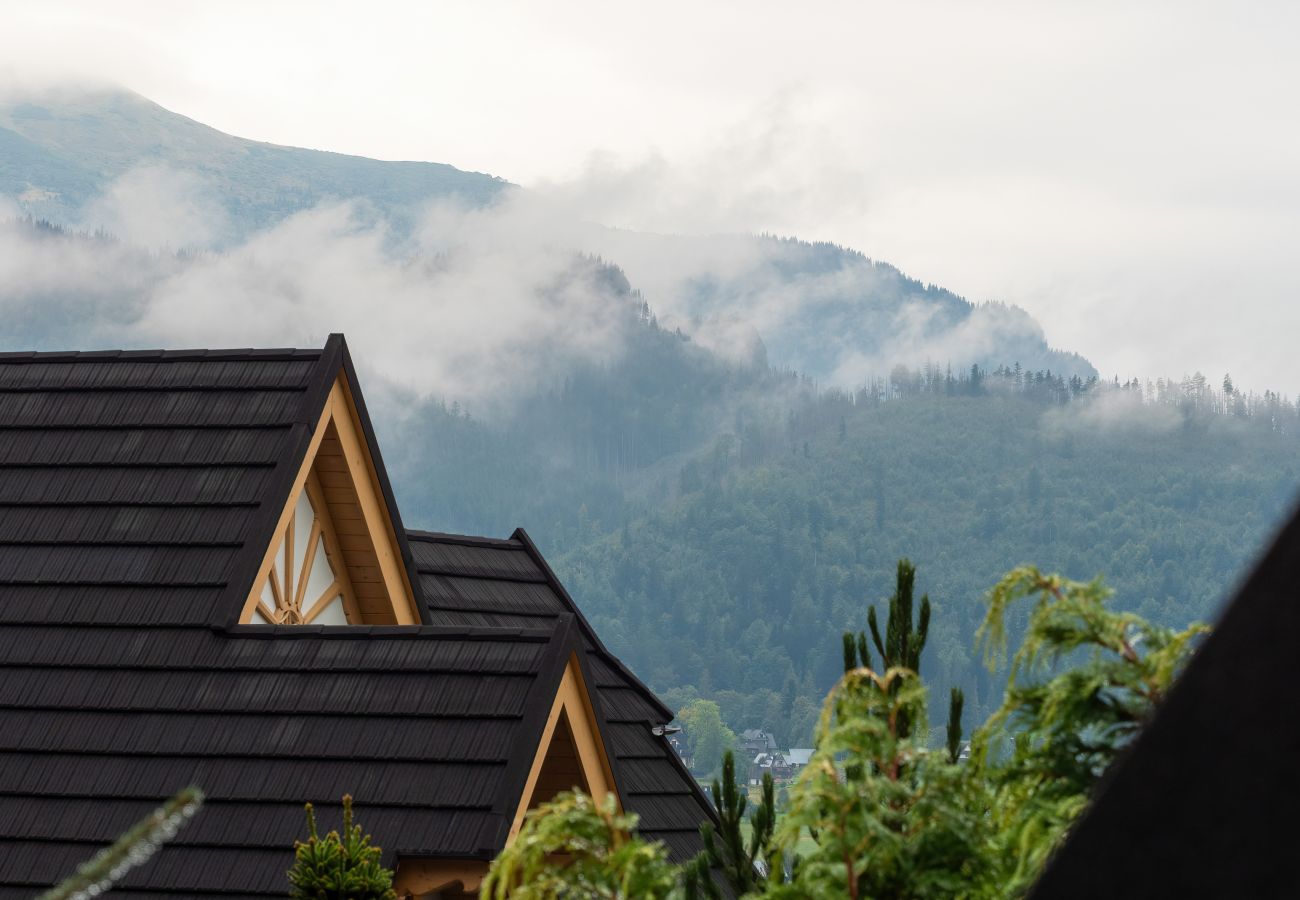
0 337 713 894
407 528 718 862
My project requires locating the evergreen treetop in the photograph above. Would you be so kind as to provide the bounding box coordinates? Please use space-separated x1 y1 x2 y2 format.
287 795 396 900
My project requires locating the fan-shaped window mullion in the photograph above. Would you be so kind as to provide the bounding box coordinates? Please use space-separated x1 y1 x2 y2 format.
282 511 295 614
305 470 361 622
293 519 323 613
267 560 286 614
307 596 348 626
303 583 344 623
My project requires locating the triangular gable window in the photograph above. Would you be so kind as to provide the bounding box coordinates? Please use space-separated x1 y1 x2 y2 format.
509 652 619 842
250 461 351 625
389 675 614 899
240 374 420 626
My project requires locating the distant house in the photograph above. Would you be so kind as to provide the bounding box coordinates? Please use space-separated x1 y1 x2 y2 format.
785 748 814 770
750 751 792 784
740 728 778 755
0 335 717 898
749 748 815 784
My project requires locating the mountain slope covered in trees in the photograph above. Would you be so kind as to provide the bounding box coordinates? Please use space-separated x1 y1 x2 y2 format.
2 87 1092 384
382 321 1298 746
547 375 1298 744
2 90 1296 753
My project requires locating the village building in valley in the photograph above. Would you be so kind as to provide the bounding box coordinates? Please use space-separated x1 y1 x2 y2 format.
0 335 717 898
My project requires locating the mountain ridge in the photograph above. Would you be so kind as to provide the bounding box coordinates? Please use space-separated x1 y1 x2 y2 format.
1 86 509 238
0 85 1094 384
0 89 1296 751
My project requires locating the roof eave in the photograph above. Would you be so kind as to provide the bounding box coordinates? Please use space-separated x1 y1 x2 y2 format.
217 334 345 630
511 526 676 724
335 334 432 625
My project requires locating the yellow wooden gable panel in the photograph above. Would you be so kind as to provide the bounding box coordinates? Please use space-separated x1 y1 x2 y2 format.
240 373 420 626
392 652 621 898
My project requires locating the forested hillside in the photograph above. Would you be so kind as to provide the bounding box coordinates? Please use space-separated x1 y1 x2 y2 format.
3 90 1297 756
588 230 1097 383
549 375 1298 745
2 88 1098 387
383 277 1300 747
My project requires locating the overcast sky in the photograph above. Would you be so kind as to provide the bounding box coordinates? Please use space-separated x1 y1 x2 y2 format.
3 0 1297 391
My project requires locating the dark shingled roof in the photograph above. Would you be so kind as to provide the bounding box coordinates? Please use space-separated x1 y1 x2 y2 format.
0 622 585 896
408 529 720 862
0 336 427 631
1030 499 1300 899
0 337 713 896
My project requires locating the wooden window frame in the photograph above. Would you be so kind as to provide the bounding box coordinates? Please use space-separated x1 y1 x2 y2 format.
239 374 420 625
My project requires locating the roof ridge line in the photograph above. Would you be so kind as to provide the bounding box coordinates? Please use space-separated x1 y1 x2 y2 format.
0 463 276 470
215 335 345 629
0 424 295 432
485 613 582 855
216 622 558 639
511 527 677 724
0 747 512 763
0 705 530 721
335 337 431 625
0 385 310 393
0 348 324 362
406 529 522 548
0 704 528 721
0 662 549 675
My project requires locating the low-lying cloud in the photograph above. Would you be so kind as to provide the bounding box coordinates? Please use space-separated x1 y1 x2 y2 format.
1041 388 1183 437
2 155 1096 418
1 179 639 414
77 163 232 250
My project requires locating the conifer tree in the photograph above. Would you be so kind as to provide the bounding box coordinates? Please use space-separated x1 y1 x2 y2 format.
485 561 1210 899
696 751 779 896
287 795 396 900
483 792 679 899
866 559 930 673
862 559 934 739
946 687 965 764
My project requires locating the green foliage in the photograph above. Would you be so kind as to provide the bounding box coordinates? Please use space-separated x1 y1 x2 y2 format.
677 700 738 779
863 559 933 739
288 795 396 900
482 792 682 900
972 567 1208 893
946 687 965 764
550 385 1290 749
868 559 931 673
760 560 983 898
697 753 779 897
361 244 1293 756
489 562 1211 899
775 667 994 900
40 787 204 900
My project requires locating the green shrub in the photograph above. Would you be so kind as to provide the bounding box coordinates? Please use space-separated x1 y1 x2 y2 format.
287 795 396 900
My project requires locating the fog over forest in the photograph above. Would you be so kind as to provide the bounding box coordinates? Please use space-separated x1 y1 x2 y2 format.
1 85 1296 748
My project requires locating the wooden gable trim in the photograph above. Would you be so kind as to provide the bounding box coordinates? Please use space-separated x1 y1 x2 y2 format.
390 641 619 896
507 650 620 843
512 527 676 724
238 373 421 626
331 373 422 624
392 860 488 898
